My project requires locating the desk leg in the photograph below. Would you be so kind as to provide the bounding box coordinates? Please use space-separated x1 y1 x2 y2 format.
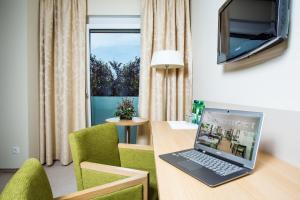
125 126 131 144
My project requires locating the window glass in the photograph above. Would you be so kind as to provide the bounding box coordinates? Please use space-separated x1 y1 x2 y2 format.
90 31 140 97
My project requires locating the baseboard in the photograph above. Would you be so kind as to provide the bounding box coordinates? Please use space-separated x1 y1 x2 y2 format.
0 168 18 173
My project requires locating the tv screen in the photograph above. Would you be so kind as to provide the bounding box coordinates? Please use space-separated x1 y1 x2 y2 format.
217 0 290 64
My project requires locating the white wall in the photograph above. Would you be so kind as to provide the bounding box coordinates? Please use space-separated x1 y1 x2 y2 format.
191 0 300 112
0 0 39 169
0 0 29 168
191 0 300 167
88 0 140 15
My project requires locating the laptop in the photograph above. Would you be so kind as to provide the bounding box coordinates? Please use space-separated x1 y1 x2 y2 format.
159 108 264 187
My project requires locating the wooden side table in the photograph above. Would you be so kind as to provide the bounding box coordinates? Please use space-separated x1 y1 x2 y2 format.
105 117 148 143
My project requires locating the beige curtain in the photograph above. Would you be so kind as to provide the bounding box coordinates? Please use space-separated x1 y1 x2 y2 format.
139 0 193 123
39 0 86 165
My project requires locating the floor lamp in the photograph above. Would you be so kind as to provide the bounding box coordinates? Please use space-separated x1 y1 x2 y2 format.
150 50 184 120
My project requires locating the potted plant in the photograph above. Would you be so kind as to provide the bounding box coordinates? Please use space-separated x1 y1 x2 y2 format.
115 98 136 120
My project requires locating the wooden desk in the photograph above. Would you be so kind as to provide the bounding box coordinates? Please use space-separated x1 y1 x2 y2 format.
151 121 300 200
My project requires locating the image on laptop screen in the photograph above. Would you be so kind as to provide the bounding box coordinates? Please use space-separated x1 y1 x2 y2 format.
196 110 261 161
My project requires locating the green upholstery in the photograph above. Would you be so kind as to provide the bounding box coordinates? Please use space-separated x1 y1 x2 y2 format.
81 169 143 200
69 123 158 200
81 168 126 189
0 159 53 200
91 185 143 200
69 123 121 190
119 147 158 200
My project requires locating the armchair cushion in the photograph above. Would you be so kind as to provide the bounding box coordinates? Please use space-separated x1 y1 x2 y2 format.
91 185 143 200
82 169 143 200
82 169 126 189
0 158 53 200
119 146 158 200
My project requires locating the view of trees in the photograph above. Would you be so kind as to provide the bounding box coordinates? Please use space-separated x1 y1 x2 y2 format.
90 54 140 96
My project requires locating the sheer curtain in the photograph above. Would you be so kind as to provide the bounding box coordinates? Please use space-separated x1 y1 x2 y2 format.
139 0 192 125
39 0 86 165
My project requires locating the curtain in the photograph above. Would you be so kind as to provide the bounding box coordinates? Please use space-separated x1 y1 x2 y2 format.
139 0 192 124
39 0 86 165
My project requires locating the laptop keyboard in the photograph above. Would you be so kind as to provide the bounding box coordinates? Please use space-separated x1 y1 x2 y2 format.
178 150 243 176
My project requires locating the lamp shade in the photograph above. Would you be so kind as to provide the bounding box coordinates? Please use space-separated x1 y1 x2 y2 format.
150 50 184 69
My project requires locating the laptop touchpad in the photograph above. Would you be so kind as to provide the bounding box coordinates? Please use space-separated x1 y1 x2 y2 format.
177 160 202 171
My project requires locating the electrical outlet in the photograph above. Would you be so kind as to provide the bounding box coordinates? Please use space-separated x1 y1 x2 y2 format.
12 146 20 155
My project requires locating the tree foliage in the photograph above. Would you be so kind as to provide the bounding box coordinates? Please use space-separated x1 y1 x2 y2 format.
90 54 140 96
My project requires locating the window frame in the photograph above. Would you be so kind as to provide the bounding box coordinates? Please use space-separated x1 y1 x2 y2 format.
86 16 140 126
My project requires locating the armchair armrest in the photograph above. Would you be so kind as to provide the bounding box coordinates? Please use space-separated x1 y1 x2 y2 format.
80 161 148 177
55 162 148 200
118 143 153 151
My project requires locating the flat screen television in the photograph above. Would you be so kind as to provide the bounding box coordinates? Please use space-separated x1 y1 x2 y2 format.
217 0 290 64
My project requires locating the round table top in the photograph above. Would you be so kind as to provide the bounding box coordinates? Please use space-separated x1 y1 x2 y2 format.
105 117 149 126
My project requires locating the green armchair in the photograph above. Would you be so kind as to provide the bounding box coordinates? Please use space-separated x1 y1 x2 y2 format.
0 158 148 200
0 159 53 200
69 123 158 200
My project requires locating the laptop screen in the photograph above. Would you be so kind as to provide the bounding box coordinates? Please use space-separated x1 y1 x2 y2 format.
195 109 262 161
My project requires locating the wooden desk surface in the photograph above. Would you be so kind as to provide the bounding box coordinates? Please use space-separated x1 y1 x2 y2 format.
151 121 300 200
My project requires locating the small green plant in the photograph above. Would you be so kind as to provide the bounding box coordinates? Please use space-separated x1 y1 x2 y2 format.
115 98 136 120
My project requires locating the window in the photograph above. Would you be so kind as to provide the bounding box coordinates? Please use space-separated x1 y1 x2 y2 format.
90 30 140 97
86 17 141 143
